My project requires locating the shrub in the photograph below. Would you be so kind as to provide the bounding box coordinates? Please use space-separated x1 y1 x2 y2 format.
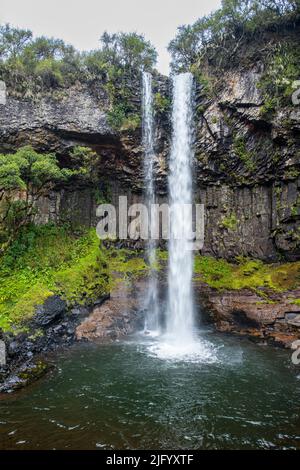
154 92 170 113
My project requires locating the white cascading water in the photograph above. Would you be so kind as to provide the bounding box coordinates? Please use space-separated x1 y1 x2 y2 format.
142 72 159 332
146 72 217 363
167 72 195 343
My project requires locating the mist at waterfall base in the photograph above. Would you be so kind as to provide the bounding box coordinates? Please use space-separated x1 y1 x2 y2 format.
142 72 215 362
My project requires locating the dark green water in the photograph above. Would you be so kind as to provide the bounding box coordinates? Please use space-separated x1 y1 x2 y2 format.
0 329 299 450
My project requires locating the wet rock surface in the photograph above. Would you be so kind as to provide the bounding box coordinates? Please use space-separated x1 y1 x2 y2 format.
0 296 106 393
76 278 145 341
198 284 300 348
34 296 67 326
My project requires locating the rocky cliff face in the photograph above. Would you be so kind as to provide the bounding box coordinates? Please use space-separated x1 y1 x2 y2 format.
0 26 299 262
193 25 300 261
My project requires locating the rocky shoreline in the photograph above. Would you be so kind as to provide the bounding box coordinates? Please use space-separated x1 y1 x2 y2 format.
0 277 146 393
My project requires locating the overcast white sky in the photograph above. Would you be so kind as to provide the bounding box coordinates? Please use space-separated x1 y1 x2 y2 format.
1 0 221 75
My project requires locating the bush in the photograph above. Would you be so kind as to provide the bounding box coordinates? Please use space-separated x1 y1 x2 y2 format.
154 92 170 114
0 145 100 244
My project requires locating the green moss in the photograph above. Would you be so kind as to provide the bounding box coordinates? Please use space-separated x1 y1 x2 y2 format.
0 224 110 331
107 248 149 286
156 249 168 262
193 255 300 292
155 250 300 294
220 213 238 231
28 329 44 341
54 241 109 306
10 285 54 325
290 298 300 306
18 361 48 381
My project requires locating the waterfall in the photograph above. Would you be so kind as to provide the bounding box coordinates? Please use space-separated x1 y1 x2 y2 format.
145 73 217 362
167 72 195 342
142 71 158 332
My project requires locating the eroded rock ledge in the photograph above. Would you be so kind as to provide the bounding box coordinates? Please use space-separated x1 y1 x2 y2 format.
199 286 300 348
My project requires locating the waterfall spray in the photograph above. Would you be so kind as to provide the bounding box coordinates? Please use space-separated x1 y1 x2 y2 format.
167 72 195 343
142 72 159 332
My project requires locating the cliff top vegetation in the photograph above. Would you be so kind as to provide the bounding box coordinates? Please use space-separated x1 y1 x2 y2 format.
168 0 300 72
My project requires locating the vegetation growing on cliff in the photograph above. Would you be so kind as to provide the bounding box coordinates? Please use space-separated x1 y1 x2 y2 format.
232 136 256 172
0 26 157 130
0 146 99 247
0 225 109 331
156 250 300 292
220 213 238 231
194 255 300 292
168 0 299 72
108 247 149 285
258 42 300 115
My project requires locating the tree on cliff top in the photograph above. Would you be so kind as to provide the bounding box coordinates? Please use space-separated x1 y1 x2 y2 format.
100 31 157 72
83 31 157 81
168 0 300 71
0 24 157 92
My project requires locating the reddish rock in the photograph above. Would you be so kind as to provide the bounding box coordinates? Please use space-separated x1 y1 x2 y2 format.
197 284 300 348
76 278 146 341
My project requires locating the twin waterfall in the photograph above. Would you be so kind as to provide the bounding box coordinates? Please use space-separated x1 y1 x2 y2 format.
142 72 195 347
142 72 159 332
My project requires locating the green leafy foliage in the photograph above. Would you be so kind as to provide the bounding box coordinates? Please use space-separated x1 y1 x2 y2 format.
0 25 157 129
0 25 82 93
220 213 238 231
0 145 100 244
258 43 300 115
168 0 299 72
85 32 157 131
232 136 256 172
0 24 157 101
68 146 100 183
0 146 67 243
154 92 171 114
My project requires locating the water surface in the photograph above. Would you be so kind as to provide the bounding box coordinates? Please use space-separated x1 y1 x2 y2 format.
0 329 299 450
